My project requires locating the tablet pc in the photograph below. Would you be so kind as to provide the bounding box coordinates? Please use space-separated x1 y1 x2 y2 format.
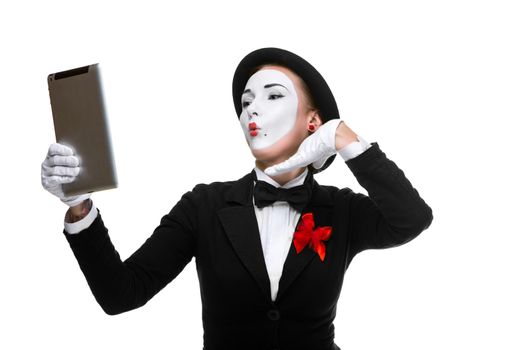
48 63 118 197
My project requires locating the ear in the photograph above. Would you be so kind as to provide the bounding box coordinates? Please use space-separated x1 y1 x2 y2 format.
307 110 323 132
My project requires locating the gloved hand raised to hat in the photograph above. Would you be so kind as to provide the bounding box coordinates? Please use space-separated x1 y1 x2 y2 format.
265 119 358 176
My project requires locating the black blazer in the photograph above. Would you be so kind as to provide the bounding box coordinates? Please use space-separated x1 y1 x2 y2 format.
64 142 433 350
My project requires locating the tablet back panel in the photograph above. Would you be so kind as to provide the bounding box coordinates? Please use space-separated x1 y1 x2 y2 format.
48 64 118 197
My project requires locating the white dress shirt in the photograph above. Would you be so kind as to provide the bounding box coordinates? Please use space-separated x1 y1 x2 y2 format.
251 134 371 301
64 135 372 300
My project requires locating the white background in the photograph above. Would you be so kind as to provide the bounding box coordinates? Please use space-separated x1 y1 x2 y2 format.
1 0 524 349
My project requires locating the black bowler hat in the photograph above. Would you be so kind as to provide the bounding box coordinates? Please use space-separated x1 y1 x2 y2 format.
232 47 340 174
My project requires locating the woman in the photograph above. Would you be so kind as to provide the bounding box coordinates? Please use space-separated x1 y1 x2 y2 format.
41 47 433 350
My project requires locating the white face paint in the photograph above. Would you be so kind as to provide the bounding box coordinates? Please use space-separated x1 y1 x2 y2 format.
239 69 299 150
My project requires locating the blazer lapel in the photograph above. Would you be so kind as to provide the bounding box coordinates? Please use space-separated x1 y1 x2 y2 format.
216 171 334 304
275 179 334 303
217 172 272 301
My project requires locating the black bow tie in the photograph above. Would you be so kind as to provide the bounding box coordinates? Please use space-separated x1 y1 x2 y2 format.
251 170 313 212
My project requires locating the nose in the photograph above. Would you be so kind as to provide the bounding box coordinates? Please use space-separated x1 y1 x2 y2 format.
246 102 259 119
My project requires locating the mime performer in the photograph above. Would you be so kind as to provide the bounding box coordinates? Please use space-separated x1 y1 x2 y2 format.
41 47 433 350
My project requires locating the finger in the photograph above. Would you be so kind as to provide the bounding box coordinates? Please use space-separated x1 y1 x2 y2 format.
265 154 309 176
42 175 76 187
42 163 80 177
47 143 74 157
44 154 79 167
264 166 285 177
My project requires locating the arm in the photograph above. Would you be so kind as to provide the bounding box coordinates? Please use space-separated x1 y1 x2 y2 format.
334 121 432 253
343 142 433 255
260 120 432 252
63 189 199 315
64 199 98 234
337 134 372 161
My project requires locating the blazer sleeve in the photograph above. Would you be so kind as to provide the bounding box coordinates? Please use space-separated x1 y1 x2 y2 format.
344 142 433 255
63 188 199 315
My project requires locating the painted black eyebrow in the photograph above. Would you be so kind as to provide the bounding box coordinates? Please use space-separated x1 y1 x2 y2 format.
264 83 289 90
242 83 289 95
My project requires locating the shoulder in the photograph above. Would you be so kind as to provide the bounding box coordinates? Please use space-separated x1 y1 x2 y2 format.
180 172 252 207
315 178 359 196
188 178 239 198
310 180 360 208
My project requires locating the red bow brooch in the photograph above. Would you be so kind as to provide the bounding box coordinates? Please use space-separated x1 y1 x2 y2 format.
293 213 332 262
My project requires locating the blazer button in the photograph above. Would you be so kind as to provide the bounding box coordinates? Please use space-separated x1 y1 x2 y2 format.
267 309 280 321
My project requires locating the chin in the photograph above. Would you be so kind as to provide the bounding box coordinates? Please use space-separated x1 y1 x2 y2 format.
249 139 299 167
251 146 284 165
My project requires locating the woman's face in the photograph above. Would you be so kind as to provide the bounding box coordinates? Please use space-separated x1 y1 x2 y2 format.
239 65 313 165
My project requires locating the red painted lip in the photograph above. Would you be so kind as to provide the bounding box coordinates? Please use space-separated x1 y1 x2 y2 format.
248 122 258 130
250 130 258 137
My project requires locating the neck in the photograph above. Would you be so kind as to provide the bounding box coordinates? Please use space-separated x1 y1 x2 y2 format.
255 159 306 186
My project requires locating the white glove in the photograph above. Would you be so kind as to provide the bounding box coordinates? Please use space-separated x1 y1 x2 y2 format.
41 143 91 207
265 119 342 176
